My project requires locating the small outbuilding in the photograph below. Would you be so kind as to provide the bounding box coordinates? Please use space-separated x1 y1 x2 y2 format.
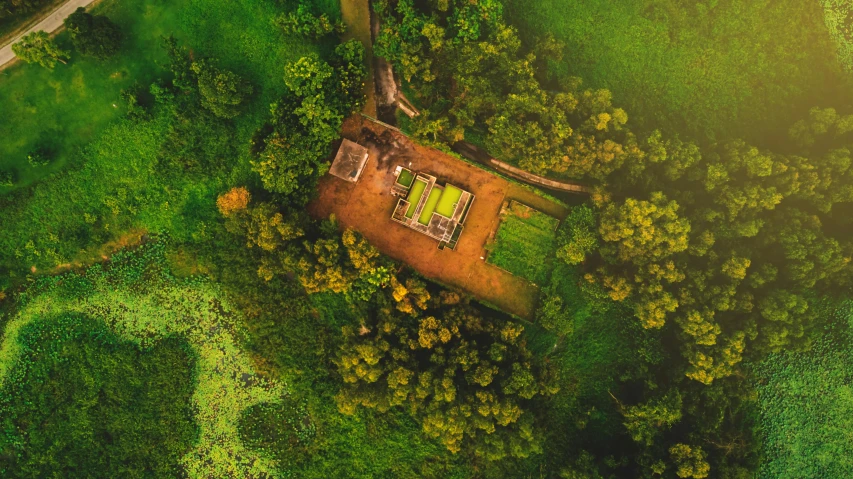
329 139 369 183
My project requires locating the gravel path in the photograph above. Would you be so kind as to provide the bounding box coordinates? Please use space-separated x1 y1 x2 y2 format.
0 0 97 69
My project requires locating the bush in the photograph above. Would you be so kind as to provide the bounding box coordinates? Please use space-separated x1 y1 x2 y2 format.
0 169 15 187
275 2 345 38
26 146 51 167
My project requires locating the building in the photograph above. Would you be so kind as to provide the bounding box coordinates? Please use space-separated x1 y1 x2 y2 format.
329 139 369 183
390 166 474 250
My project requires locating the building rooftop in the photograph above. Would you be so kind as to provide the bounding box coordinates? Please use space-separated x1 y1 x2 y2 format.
390 168 474 250
329 139 369 183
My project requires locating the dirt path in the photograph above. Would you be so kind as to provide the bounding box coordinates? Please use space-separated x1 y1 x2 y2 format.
0 0 97 69
310 116 569 320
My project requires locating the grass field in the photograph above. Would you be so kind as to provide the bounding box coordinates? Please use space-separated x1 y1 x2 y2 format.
753 301 853 477
486 201 559 285
0 0 338 193
502 0 853 143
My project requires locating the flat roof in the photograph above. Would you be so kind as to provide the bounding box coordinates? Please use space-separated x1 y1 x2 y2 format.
390 169 475 245
329 139 369 183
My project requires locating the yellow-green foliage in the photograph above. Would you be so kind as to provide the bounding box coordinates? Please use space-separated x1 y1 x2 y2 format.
0 242 291 478
821 0 853 71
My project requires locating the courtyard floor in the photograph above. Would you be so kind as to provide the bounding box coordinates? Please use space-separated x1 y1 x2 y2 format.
309 116 569 319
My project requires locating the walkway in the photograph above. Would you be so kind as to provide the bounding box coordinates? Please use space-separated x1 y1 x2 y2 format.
0 0 97 69
453 141 591 194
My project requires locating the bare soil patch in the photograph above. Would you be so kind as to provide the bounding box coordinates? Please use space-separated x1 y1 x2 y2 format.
310 116 569 319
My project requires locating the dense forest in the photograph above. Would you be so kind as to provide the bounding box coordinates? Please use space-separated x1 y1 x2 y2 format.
0 0 851 478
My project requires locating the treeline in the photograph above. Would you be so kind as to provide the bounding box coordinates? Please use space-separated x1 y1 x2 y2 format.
0 0 48 22
373 0 853 477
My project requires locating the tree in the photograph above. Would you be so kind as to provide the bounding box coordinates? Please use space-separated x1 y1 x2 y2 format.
222 201 305 254
335 296 558 460
0 169 16 187
275 1 345 38
618 390 682 446
27 146 51 167
191 59 253 119
556 204 598 265
297 228 387 295
12 31 69 68
64 7 122 59
252 43 366 200
216 187 250 217
669 444 710 479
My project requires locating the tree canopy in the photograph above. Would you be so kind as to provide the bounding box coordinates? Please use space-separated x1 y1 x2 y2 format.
12 31 69 68
64 7 122 59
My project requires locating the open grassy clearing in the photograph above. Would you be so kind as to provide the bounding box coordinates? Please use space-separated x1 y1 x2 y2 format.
0 241 289 477
502 0 853 143
753 301 853 477
486 201 559 285
0 0 338 193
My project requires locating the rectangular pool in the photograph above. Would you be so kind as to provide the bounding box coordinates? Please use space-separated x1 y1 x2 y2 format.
405 179 427 218
435 184 463 217
418 187 443 225
396 168 414 187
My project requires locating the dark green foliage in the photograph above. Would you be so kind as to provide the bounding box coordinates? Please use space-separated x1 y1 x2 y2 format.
252 41 367 201
536 262 593 336
239 399 316 468
0 169 16 187
64 7 122 59
275 1 345 39
0 314 198 477
0 0 49 23
25 147 50 167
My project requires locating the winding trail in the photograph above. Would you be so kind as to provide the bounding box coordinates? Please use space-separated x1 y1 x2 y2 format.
0 0 97 69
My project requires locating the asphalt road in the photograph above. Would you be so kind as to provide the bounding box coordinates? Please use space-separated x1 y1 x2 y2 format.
0 0 97 68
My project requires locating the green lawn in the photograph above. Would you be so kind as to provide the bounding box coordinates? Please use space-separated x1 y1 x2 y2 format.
435 184 463 217
0 0 336 193
502 0 853 143
486 201 559 285
753 301 853 478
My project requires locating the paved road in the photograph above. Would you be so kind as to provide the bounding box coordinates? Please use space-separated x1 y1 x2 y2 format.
0 0 97 68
